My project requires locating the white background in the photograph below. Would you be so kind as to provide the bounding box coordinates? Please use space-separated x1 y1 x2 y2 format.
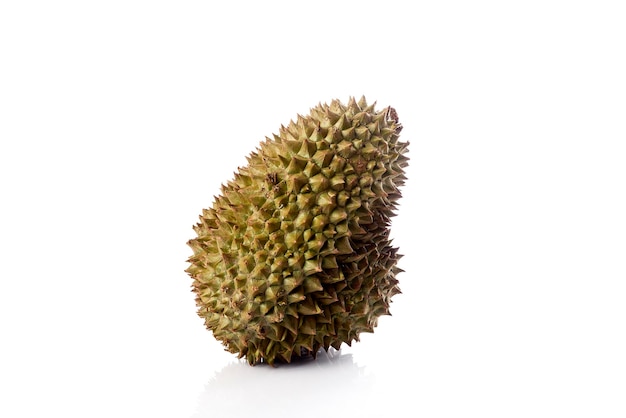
1 1 625 417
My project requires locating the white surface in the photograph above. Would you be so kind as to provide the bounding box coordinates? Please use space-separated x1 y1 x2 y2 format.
1 1 625 417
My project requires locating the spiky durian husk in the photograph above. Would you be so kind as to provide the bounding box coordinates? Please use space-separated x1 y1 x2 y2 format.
186 97 409 365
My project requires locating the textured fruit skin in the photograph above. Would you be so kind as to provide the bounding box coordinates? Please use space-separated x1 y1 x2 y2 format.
186 97 409 365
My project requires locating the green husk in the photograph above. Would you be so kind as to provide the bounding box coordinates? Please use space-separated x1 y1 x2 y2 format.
187 97 408 365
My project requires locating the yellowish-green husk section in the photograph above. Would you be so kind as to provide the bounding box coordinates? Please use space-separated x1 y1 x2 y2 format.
186 97 408 365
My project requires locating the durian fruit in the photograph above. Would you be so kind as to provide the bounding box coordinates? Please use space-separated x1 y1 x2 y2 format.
186 97 409 365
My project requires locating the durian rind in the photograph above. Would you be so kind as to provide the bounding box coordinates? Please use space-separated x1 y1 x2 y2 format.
187 97 408 365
